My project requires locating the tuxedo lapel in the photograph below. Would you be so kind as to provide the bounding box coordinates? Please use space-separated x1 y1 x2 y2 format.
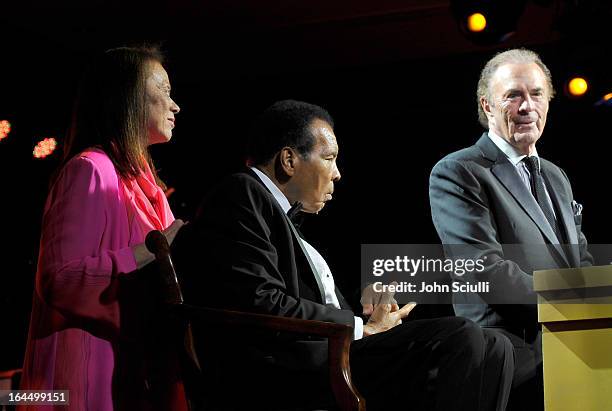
285 215 327 303
335 287 352 311
246 168 327 303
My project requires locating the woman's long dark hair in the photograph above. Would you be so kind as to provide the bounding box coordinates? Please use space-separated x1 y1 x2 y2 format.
59 46 166 186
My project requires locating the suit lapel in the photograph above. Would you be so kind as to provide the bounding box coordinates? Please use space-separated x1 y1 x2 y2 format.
491 161 560 245
541 163 580 265
476 136 570 266
478 136 559 245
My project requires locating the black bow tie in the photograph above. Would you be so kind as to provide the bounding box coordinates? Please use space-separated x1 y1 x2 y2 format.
287 201 304 228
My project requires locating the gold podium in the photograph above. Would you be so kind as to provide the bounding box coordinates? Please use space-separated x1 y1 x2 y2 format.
533 265 612 411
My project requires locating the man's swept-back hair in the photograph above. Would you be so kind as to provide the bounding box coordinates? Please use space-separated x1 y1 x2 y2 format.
246 99 334 166
62 45 164 181
477 48 555 128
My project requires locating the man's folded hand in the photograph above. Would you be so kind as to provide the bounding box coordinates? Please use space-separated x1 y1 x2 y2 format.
362 286 416 336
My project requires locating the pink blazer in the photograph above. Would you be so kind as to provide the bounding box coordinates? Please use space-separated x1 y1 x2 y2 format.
20 149 186 410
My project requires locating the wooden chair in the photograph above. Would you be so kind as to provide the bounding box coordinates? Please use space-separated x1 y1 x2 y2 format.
145 230 365 411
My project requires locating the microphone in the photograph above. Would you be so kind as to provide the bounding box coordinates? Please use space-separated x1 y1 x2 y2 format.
145 230 184 305
145 229 170 259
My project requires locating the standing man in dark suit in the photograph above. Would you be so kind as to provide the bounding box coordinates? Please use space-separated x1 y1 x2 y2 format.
172 100 514 410
429 49 593 410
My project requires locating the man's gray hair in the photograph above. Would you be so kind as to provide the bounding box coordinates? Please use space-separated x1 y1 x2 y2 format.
476 48 555 127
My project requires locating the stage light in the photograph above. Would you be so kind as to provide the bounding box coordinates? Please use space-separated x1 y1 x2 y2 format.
450 0 528 45
33 137 58 159
595 92 612 107
0 120 11 141
567 77 588 96
467 13 487 32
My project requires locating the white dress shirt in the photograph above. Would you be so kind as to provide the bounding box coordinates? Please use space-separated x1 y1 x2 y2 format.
250 167 364 339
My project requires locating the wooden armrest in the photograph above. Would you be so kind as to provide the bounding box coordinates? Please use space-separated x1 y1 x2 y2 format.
173 304 365 411
174 304 350 336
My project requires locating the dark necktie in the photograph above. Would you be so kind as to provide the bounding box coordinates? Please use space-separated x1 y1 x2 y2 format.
522 156 561 241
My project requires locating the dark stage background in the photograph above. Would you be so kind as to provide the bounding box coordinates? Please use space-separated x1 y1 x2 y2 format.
0 0 610 371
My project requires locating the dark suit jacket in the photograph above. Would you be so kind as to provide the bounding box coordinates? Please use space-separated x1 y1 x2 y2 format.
171 169 355 372
429 133 592 339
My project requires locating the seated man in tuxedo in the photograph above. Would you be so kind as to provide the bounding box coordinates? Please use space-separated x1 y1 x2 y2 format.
172 99 514 410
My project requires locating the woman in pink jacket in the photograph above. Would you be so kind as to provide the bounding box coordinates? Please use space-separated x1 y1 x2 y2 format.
20 46 186 410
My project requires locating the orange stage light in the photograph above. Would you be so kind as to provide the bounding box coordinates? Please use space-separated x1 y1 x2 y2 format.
33 137 58 159
568 77 588 96
467 13 487 32
0 120 11 141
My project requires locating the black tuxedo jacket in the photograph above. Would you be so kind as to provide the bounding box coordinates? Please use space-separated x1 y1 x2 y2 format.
171 169 355 371
429 134 592 339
